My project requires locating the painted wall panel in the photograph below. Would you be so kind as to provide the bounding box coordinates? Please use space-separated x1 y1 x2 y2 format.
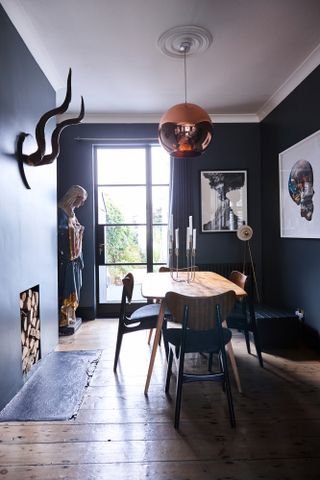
261 65 320 333
0 5 58 410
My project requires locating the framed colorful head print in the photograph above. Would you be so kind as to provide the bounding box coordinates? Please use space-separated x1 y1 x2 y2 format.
279 129 320 238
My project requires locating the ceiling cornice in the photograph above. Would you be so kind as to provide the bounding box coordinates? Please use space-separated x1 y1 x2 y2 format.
1 0 63 88
257 43 320 121
78 113 259 124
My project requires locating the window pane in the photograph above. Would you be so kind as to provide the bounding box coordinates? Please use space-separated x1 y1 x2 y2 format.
97 148 146 184
153 225 168 264
103 226 146 264
98 186 146 224
99 265 146 303
152 186 169 224
151 146 170 184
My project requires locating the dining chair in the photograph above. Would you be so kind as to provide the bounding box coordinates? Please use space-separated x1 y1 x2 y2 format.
163 290 237 429
147 266 200 347
113 272 161 372
227 270 263 367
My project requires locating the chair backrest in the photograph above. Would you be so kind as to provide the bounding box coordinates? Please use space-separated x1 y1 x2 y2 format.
164 290 236 331
122 272 134 304
159 266 199 273
229 270 247 290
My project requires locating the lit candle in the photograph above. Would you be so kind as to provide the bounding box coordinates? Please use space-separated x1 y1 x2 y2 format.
192 228 196 249
189 215 193 231
175 228 179 249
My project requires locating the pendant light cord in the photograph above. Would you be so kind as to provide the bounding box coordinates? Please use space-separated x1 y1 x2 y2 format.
184 47 187 104
180 41 190 104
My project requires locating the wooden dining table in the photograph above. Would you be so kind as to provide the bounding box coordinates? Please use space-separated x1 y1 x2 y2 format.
141 270 247 395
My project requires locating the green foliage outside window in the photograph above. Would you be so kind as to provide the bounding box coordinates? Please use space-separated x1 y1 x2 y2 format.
103 194 145 280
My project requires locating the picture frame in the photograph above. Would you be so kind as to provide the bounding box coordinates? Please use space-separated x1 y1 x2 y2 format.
279 129 320 238
200 170 248 232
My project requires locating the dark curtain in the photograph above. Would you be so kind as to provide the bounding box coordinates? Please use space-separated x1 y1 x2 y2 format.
169 156 194 267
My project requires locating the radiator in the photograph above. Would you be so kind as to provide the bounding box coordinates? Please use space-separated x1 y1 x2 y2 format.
197 262 251 278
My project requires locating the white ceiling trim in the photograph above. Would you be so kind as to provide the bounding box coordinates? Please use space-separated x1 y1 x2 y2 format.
1 0 63 88
80 113 259 124
257 43 320 121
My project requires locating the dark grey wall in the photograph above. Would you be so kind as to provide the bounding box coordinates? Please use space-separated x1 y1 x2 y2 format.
0 6 58 410
58 123 261 315
261 65 320 334
190 124 261 268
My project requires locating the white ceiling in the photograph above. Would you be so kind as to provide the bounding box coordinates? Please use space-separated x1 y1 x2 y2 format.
2 0 320 122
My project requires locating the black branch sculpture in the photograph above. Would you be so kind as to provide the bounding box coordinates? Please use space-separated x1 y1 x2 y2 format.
17 68 85 188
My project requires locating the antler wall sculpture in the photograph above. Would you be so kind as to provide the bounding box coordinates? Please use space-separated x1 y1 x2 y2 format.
17 68 85 189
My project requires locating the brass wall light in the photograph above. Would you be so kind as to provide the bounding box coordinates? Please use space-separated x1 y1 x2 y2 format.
158 26 213 158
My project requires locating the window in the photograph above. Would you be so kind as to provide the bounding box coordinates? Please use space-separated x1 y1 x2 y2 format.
95 145 170 307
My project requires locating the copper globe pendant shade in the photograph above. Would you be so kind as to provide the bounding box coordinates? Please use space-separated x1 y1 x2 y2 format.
159 102 213 158
158 30 213 158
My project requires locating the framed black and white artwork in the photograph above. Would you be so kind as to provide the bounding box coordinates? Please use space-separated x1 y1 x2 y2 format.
279 129 320 238
200 170 248 232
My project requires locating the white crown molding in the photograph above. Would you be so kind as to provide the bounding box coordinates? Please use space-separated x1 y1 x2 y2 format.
71 112 259 124
211 114 259 124
257 43 320 121
4 1 319 124
1 0 63 89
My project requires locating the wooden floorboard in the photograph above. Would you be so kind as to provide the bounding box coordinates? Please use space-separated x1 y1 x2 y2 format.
0 318 319 479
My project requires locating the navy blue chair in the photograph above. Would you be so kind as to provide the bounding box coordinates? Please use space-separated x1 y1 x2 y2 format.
227 271 263 367
113 273 161 372
163 290 236 429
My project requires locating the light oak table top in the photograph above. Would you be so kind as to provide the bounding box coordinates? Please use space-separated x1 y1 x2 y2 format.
141 271 246 301
142 271 246 395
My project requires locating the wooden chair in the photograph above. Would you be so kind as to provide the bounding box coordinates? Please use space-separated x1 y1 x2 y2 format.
113 273 161 372
227 270 263 367
147 266 199 346
163 290 237 429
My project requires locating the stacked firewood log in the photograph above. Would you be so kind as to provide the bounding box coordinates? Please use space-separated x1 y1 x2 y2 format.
20 288 41 375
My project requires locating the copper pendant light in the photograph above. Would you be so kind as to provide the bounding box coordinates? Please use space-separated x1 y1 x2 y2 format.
158 27 213 158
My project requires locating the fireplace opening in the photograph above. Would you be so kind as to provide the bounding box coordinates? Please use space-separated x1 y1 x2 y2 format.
20 285 41 375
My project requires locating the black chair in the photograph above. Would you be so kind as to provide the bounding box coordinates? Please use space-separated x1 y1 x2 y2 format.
113 272 161 372
163 290 237 429
227 271 263 367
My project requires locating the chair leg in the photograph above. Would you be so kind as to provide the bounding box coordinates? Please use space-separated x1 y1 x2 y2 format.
218 353 226 392
113 327 123 372
252 326 264 367
162 321 169 359
220 346 236 428
147 329 153 345
244 326 251 354
226 340 242 393
208 352 213 371
165 348 173 393
174 348 185 429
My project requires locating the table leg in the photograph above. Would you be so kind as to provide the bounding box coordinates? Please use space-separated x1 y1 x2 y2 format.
144 301 165 395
